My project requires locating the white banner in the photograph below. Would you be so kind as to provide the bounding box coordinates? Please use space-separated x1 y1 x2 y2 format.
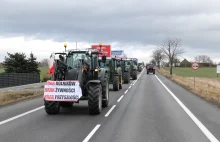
217 65 220 73
44 80 82 102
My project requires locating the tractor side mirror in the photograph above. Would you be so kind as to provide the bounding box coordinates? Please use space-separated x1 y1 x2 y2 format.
102 55 106 63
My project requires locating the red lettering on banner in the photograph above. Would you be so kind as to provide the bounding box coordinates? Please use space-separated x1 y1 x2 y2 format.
44 88 55 92
44 95 54 100
46 81 55 85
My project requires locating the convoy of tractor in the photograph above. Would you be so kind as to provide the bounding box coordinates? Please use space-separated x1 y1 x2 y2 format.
43 42 149 115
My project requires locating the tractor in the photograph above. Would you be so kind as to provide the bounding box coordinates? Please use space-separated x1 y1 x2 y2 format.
146 63 155 74
100 56 123 91
120 59 131 84
92 43 123 91
44 44 109 115
138 62 145 72
126 58 138 80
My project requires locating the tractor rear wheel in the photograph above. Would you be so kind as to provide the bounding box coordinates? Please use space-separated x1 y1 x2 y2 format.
123 72 130 84
132 70 137 80
88 84 102 115
102 74 109 108
113 76 119 91
44 100 60 114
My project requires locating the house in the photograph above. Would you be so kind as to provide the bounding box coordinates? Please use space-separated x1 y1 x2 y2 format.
180 59 191 67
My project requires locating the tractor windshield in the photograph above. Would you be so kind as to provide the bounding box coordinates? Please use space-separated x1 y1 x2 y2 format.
66 53 89 69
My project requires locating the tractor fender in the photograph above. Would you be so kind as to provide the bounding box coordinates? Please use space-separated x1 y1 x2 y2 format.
98 68 108 83
87 80 101 86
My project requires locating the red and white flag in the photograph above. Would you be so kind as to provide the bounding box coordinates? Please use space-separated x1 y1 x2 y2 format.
46 53 55 75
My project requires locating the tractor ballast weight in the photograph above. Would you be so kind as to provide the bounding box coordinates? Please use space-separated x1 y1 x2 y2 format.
44 47 109 115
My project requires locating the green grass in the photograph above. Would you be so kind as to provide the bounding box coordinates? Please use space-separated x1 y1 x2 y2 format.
162 67 218 78
0 68 4 74
0 66 50 81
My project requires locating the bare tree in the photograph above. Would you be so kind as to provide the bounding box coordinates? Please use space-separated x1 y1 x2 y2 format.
151 49 166 69
150 59 156 65
40 59 48 67
194 55 213 67
159 38 184 75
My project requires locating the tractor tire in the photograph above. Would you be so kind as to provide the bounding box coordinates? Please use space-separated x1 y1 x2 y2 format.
132 70 137 80
60 102 73 108
88 84 102 115
113 76 119 91
119 75 123 89
102 74 109 108
123 72 130 84
44 100 60 115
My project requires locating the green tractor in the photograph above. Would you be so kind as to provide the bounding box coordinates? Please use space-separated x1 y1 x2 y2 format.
137 62 145 72
127 58 138 80
44 46 109 115
100 57 123 91
120 59 131 84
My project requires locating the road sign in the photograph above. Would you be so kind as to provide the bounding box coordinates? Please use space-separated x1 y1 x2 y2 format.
191 62 199 70
217 65 220 73
111 50 126 59
91 45 111 59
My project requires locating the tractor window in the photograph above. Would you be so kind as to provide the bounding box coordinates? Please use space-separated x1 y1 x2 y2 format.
66 53 85 69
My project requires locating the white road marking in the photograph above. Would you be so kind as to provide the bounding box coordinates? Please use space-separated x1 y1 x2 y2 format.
133 80 137 86
124 90 128 94
82 124 101 142
0 106 44 126
117 95 124 102
129 86 131 89
105 105 116 117
155 75 219 142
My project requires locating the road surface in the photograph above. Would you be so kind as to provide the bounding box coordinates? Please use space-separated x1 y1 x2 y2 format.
0 69 219 142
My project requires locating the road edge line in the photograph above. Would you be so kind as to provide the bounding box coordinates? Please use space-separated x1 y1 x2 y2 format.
0 106 44 126
155 75 219 142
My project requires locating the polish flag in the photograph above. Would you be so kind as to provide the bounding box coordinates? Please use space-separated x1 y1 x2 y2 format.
46 53 55 75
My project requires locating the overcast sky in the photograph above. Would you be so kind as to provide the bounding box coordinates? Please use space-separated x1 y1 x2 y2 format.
0 0 220 63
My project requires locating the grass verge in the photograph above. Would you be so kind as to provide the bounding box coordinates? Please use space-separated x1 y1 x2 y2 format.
157 68 220 108
0 91 43 106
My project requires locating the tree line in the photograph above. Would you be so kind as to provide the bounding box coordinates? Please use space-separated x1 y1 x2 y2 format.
1 52 40 74
150 37 216 75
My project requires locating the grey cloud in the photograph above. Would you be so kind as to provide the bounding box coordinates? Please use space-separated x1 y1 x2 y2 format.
1 0 220 58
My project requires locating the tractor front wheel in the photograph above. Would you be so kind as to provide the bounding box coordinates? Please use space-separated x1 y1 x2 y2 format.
88 83 102 115
44 100 60 115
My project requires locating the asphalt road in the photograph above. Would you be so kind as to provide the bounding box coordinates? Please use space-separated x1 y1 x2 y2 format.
0 69 220 142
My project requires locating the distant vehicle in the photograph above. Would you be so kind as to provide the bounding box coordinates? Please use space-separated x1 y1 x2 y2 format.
146 64 155 74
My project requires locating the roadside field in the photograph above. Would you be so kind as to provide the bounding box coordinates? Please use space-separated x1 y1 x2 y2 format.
0 66 50 81
162 67 217 78
157 68 220 108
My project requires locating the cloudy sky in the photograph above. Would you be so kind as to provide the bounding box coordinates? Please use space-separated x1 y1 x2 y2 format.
0 0 220 63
